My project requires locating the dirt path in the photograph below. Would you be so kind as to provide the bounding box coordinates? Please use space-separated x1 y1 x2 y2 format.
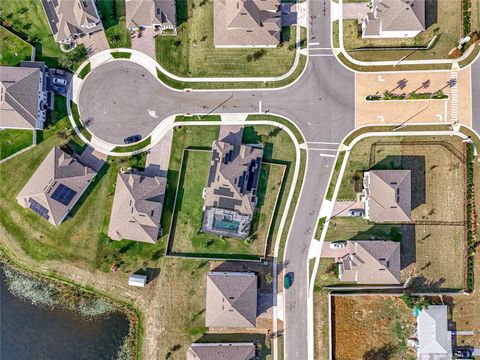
0 225 162 360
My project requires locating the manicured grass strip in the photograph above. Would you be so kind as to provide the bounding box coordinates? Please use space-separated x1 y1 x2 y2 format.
246 114 304 143
70 101 92 141
325 151 345 201
0 26 32 66
112 137 151 153
0 129 33 160
175 115 221 122
111 52 131 59
78 62 91 79
156 54 307 90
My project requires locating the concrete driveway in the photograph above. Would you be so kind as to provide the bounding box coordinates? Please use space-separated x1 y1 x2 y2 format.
78 30 110 57
343 2 369 21
131 28 157 59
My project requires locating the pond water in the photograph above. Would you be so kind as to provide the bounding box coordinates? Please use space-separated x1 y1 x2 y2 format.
1 269 130 360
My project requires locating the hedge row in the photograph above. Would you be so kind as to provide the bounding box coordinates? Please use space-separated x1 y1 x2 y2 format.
463 0 471 36
466 143 474 293
366 90 447 101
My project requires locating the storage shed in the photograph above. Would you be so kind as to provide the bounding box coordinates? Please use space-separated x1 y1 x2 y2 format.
128 274 147 287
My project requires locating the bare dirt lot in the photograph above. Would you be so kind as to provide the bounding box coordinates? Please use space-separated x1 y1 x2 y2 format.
333 295 417 360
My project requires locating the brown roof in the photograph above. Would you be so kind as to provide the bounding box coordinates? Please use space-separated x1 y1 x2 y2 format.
205 272 257 328
125 0 176 28
0 66 42 129
108 173 166 243
363 0 425 36
364 170 411 222
214 0 281 47
339 241 401 284
16 147 97 226
42 0 103 43
187 343 256 360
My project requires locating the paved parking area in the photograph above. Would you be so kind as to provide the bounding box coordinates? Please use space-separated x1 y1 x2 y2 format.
320 242 348 261
332 201 364 217
355 69 472 128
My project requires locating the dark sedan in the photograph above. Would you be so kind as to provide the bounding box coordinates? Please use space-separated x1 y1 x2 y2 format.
124 135 142 144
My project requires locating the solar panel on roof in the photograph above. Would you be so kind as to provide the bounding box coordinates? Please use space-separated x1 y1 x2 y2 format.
28 198 50 220
51 184 77 206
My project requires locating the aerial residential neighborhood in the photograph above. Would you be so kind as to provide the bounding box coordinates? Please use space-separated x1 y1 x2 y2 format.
0 0 479 360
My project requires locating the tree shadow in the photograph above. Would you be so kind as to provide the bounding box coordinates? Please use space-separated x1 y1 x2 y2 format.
363 344 397 360
407 275 457 292
371 155 426 210
390 79 408 92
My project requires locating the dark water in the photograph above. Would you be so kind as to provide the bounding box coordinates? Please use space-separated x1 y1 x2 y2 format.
0 271 130 360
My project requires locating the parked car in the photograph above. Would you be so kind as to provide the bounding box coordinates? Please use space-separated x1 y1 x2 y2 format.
51 84 66 94
124 135 142 144
284 272 293 289
329 241 346 249
53 69 66 76
453 347 473 358
53 77 67 86
347 209 364 217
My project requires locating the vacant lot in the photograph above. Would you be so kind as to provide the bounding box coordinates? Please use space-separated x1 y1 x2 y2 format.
0 26 32 66
338 136 465 224
155 0 298 77
0 129 33 160
333 296 416 360
342 0 463 61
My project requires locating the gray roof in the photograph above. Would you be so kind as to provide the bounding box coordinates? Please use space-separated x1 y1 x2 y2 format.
339 241 401 284
42 0 103 43
126 0 176 28
364 170 412 222
417 305 452 359
0 65 42 129
108 173 166 243
214 0 281 47
187 343 256 360
363 0 425 37
206 272 257 328
16 147 97 226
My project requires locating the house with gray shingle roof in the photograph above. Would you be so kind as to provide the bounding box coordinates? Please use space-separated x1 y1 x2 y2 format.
16 147 97 226
214 0 281 48
108 173 166 243
338 241 401 284
125 0 176 31
42 0 103 44
363 170 412 222
205 272 258 328
0 62 50 130
201 140 263 239
417 305 452 359
187 343 256 360
362 0 425 38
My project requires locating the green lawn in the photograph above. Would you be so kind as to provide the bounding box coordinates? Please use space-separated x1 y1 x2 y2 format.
96 0 131 48
155 0 298 77
342 0 464 61
112 137 151 153
0 129 33 160
0 0 62 68
169 149 284 258
0 26 32 66
324 217 402 242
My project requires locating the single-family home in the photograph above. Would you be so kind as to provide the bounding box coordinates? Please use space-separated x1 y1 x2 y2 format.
417 305 452 359
0 61 50 130
205 272 258 328
201 140 263 239
363 169 412 222
213 0 281 48
338 240 401 284
42 0 103 44
16 147 97 226
108 173 167 243
125 0 176 31
362 0 426 38
187 343 256 360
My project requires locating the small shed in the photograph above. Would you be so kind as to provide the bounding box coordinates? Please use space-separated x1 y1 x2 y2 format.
128 274 147 287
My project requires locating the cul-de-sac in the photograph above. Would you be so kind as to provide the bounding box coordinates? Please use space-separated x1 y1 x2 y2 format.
0 0 479 359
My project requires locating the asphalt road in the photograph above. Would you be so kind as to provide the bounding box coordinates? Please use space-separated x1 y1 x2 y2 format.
472 57 480 134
